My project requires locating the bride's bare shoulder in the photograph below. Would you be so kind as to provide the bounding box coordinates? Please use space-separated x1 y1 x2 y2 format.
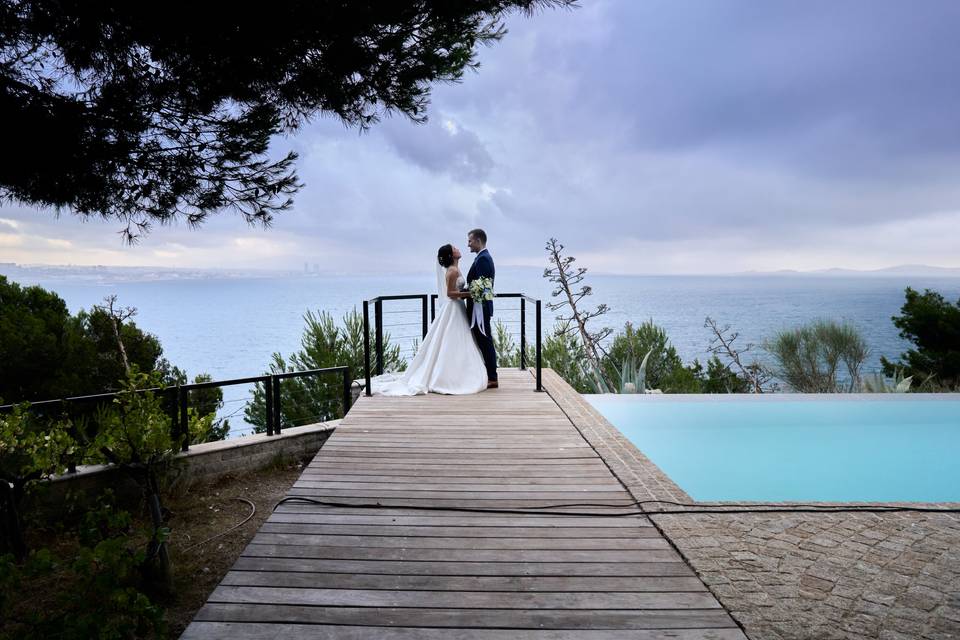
446 266 461 280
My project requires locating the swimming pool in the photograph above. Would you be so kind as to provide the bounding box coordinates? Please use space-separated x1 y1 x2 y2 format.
585 394 960 503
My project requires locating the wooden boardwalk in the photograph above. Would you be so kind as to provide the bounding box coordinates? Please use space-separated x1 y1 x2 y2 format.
181 369 745 639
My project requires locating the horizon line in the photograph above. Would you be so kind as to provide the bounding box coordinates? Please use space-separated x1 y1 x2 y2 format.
4 261 960 278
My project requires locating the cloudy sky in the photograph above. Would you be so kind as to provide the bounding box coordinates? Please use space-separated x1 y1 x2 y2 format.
3 0 960 274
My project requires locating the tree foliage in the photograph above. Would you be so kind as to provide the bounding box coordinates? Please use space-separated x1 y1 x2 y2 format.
90 368 210 591
880 287 960 388
1 1 574 239
245 308 404 432
0 496 164 640
0 276 88 402
0 278 227 442
602 321 702 393
0 407 75 558
765 319 870 393
698 355 753 394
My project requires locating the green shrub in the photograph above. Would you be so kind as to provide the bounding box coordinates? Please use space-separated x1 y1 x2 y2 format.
881 287 960 389
245 308 404 431
698 355 754 393
0 407 75 558
765 319 869 392
601 321 702 393
0 496 164 640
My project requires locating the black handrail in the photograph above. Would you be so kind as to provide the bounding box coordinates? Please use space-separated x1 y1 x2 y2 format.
0 366 353 462
363 292 543 394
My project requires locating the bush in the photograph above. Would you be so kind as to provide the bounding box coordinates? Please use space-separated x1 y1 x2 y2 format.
881 287 960 389
698 356 754 393
541 326 592 392
501 319 753 395
91 369 212 591
602 321 702 393
245 308 404 431
0 496 164 640
492 320 595 393
493 320 532 369
0 276 88 402
0 407 75 558
765 319 869 392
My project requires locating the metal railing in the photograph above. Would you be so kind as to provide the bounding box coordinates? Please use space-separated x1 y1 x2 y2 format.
0 366 353 465
363 292 542 394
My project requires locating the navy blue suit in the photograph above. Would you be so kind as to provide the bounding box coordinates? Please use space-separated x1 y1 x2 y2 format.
466 248 497 382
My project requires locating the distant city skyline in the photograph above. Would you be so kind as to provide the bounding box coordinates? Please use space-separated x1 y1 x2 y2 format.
2 1 960 274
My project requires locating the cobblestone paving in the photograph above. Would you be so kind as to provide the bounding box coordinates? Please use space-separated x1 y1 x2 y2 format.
654 511 960 640
542 369 960 640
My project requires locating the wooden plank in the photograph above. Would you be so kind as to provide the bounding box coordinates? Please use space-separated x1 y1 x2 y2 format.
193 604 739 629
241 543 682 563
303 464 612 475
265 513 653 528
300 469 623 482
208 585 722 609
279 495 638 507
284 488 634 500
291 481 626 492
250 533 671 550
231 557 696 577
182 622 748 640
219 571 708 592
272 504 647 516
312 451 599 459
308 456 600 465
258 523 661 538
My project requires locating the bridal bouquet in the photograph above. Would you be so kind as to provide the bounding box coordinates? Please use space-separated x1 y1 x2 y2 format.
469 276 494 304
468 276 494 335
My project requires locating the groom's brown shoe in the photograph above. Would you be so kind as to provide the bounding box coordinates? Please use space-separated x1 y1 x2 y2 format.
487 381 499 389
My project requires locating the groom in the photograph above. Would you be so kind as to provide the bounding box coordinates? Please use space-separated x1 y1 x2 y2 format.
466 228 498 389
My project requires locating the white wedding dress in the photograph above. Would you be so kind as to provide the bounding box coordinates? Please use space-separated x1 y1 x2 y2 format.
370 266 488 396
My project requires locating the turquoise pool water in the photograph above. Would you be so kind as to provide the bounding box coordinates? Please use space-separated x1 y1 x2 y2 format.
585 395 960 503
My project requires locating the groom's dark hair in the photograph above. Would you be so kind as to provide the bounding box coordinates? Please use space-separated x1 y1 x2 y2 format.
469 228 487 244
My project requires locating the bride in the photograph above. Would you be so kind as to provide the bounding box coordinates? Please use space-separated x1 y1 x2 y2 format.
369 244 489 396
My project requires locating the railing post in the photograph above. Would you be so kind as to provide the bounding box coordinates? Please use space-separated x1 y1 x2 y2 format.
374 299 384 376
430 294 436 321
342 368 352 417
421 295 429 339
520 298 527 370
178 384 189 452
272 375 282 434
535 299 543 392
363 300 372 397
264 376 274 436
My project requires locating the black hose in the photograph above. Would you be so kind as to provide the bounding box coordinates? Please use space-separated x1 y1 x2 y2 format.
272 496 960 517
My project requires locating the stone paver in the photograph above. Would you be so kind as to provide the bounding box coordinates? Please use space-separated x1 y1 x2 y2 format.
542 369 960 640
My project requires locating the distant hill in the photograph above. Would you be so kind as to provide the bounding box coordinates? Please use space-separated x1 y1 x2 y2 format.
738 265 960 278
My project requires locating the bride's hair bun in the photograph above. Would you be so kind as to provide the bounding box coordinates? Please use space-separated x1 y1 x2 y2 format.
437 244 454 268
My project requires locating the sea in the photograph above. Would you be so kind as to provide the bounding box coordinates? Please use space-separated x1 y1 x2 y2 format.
5 265 959 436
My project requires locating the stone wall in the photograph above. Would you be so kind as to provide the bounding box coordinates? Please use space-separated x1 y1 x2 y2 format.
37 421 337 509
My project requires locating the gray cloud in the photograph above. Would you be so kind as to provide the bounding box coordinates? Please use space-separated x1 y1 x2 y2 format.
3 0 960 273
380 116 494 183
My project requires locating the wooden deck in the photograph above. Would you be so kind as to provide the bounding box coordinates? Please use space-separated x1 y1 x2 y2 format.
181 369 746 639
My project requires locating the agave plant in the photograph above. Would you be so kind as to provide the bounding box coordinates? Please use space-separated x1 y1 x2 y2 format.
860 369 912 393
581 349 653 394
618 350 653 394
579 358 614 394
